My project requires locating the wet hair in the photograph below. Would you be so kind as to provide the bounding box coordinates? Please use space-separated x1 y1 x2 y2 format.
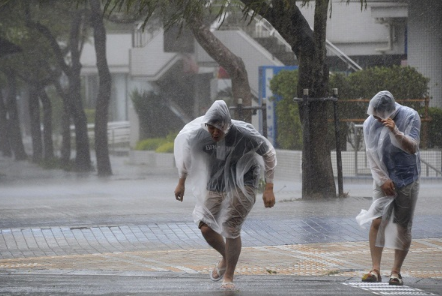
207 116 225 129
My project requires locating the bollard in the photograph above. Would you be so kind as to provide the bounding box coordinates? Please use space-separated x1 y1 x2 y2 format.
332 88 344 197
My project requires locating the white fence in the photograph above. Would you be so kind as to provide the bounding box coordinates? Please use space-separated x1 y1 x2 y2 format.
70 121 130 152
276 149 442 180
128 149 442 181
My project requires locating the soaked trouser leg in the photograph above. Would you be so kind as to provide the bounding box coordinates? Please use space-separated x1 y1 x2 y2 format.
391 180 419 274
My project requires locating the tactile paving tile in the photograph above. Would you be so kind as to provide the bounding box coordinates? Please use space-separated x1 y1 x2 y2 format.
343 282 438 295
1 238 442 280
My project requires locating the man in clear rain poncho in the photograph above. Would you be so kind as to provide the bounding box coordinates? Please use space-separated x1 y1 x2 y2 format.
356 91 421 286
174 100 277 290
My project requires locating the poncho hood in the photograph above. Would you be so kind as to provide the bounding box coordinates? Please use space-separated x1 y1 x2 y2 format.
367 90 398 120
202 100 232 134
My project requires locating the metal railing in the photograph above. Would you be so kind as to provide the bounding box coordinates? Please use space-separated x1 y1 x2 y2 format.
421 158 442 177
346 124 441 178
223 11 363 71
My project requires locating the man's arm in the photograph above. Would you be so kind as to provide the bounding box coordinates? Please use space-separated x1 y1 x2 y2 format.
381 115 420 154
173 129 195 202
391 125 419 154
262 148 276 208
174 176 186 202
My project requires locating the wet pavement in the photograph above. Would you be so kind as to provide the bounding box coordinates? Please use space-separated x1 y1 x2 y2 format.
0 155 442 295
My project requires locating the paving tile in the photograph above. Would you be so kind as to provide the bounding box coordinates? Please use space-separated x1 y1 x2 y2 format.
1 238 441 279
1 212 442 281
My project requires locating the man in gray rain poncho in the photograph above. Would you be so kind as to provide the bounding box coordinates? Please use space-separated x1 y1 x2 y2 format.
356 91 421 286
174 100 276 290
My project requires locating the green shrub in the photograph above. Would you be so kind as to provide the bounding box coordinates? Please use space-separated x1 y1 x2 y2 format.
165 131 179 142
155 141 174 153
270 66 430 150
84 109 95 124
426 107 442 148
135 138 167 151
329 66 429 125
344 65 429 111
135 131 178 152
269 69 302 150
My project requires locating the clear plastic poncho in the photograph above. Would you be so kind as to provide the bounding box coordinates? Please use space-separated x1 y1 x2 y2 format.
356 91 421 250
174 100 276 238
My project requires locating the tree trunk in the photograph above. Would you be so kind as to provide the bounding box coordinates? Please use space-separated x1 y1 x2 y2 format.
60 106 72 166
4 70 27 161
31 9 91 171
186 15 253 122
28 84 43 163
39 88 54 160
90 0 112 176
69 75 91 171
242 0 336 199
0 91 12 157
303 0 336 199
53 80 71 166
68 11 92 172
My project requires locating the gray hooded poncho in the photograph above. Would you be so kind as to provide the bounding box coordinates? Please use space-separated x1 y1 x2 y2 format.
174 100 276 238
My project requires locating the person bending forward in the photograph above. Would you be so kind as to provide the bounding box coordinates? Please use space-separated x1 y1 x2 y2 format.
174 100 277 290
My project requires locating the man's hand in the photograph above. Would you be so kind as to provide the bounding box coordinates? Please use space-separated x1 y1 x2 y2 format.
174 178 186 202
381 179 396 197
262 183 275 208
380 118 396 132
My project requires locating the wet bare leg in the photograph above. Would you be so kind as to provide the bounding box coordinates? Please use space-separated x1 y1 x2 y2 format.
392 225 410 275
369 218 383 275
200 225 226 276
223 236 242 284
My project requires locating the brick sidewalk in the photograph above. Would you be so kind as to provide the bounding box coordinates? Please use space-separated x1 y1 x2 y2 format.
2 155 442 295
1 238 442 280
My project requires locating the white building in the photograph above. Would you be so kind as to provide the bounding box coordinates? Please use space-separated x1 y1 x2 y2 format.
80 0 441 147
